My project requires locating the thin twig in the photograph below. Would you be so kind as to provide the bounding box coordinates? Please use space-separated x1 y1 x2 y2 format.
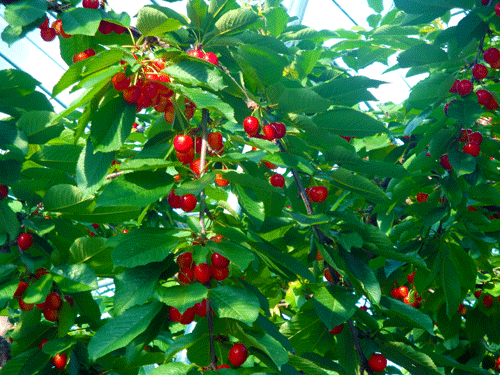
106 171 124 180
199 109 210 239
347 319 375 375
206 297 217 370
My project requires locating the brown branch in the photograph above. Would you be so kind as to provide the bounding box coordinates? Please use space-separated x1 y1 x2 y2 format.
199 109 210 240
206 297 217 370
347 319 375 375
106 171 124 180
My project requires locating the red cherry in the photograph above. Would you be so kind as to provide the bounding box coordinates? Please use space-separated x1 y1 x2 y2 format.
264 161 277 169
176 148 194 164
463 142 480 157
457 80 473 96
174 135 194 153
309 186 328 203
43 308 59 322
203 52 218 65
229 343 248 367
368 353 387 372
168 190 182 209
482 0 490 4
169 306 181 322
180 194 197 212
212 266 229 281
19 296 34 311
483 48 500 65
271 122 286 139
243 116 260 136
35 268 49 280
496 3 500 16
360 306 368 311
13 281 29 297
72 51 89 64
112 23 127 34
391 288 401 299
208 132 224 151
40 27 57 41
483 295 493 307
270 174 285 188
45 292 62 310
123 85 141 103
39 339 49 350
64 295 74 308
180 307 195 324
188 49 204 58
112 73 131 91
439 155 452 170
39 17 49 29
51 19 71 38
141 81 160 99
329 323 344 335
467 205 477 212
82 0 99 8
485 96 499 110
398 286 409 299
210 235 224 243
474 290 482 299
449 79 460 93
0 185 7 199
262 125 276 141
51 353 68 370
472 64 488 80
407 271 415 284
216 364 231 370
98 20 113 34
18 233 33 250
215 174 230 187
211 252 230 269
194 263 212 284
178 268 195 285
416 193 428 203
476 89 493 106
84 48 96 57
194 299 207 317
176 252 193 269
469 131 483 145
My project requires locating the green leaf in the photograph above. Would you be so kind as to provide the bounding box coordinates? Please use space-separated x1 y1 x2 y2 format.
0 348 49 375
327 168 388 204
4 0 47 27
164 60 227 91
150 363 194 375
240 329 289 369
236 184 265 230
136 5 186 36
312 76 386 107
313 108 387 137
397 43 448 68
219 170 276 192
174 173 215 196
30 145 82 173
76 140 115 197
448 243 476 292
440 243 461 318
108 229 179 268
62 205 142 223
214 7 259 36
469 183 500 205
158 283 208 314
278 87 331 114
43 184 91 213
380 341 440 375
17 111 63 144
312 285 358 330
209 286 260 325
67 236 113 276
381 296 435 335
60 8 102 35
23 273 52 304
0 119 28 156
187 0 208 30
0 200 20 242
205 241 255 271
262 153 315 175
97 171 174 207
114 262 165 314
286 211 330 226
87 301 163 361
367 0 384 12
90 96 136 152
51 264 98 292
341 250 381 304
234 44 288 86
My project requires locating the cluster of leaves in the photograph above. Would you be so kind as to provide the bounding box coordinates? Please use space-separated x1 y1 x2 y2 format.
1 0 500 374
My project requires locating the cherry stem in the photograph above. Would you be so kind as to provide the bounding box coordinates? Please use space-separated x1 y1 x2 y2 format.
348 319 375 375
199 109 210 240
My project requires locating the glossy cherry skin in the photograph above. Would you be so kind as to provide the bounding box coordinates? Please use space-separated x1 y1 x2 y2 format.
194 263 212 284
368 353 387 372
229 343 248 367
176 252 193 269
439 155 452 170
329 323 344 335
463 142 480 157
270 174 285 188
51 353 68 370
243 116 260 136
309 186 328 203
180 194 197 212
174 135 194 153
18 233 33 250
211 252 230 269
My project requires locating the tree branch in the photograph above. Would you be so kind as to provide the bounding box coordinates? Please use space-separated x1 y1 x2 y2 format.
199 109 210 240
206 297 217 370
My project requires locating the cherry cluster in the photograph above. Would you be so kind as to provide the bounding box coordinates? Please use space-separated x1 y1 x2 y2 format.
474 289 500 308
390 271 421 308
38 18 71 42
39 340 68 370
168 298 208 325
14 268 74 322
167 190 197 213
187 49 219 66
176 248 231 286
72 48 96 63
243 116 286 141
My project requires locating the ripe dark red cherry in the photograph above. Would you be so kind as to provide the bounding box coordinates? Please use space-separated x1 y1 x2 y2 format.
0 185 7 199
180 194 197 212
194 299 207 317
174 135 194 153
391 288 401 299
439 155 452 171
484 48 500 65
39 339 49 350
98 20 113 34
45 292 62 310
216 174 230 187
176 252 193 270
485 96 499 110
188 49 204 58
176 149 194 164
194 263 212 284
178 268 195 285
169 306 181 322
112 73 131 91
262 125 276 141
270 174 285 188
64 295 74 307
19 296 34 311
416 193 428 203
43 307 59 322
496 3 500 16
398 286 409 299
271 122 286 139
407 271 416 284
457 80 473 96
308 186 328 203
449 79 459 93
180 307 195 324
40 28 57 41
476 89 493 106
216 364 231 370
18 233 33 250
472 64 488 80
483 294 493 307
123 86 141 103
51 353 68 370
167 190 182 209
212 266 229 281
368 353 387 373
207 132 224 151
243 116 260 136
329 323 344 335
82 0 100 8
229 343 248 367
463 142 480 157
211 252 230 269
13 281 29 297
203 52 218 65
469 131 483 145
